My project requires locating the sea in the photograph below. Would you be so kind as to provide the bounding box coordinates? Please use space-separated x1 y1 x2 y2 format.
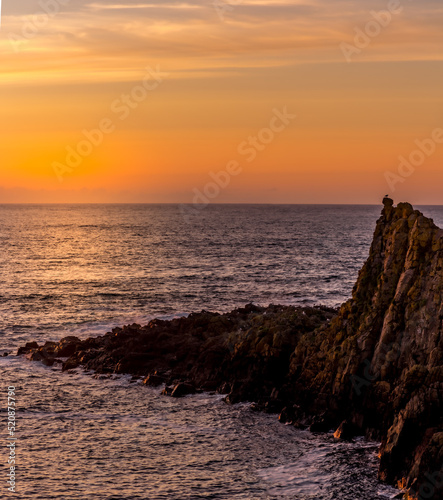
2 203 442 500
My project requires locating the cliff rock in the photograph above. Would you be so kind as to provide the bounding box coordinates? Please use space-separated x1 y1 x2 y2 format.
286 199 443 497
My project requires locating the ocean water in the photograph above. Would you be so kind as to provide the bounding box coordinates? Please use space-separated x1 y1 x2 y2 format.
2 203 441 499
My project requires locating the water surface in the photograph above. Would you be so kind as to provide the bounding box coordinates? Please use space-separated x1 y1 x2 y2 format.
4 203 436 499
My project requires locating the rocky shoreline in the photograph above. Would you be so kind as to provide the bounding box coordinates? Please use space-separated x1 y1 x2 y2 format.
18 199 443 499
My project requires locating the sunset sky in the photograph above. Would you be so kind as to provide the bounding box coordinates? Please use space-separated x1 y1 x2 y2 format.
1 0 442 204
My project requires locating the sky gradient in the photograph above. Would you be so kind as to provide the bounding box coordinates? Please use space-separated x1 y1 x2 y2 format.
1 0 442 204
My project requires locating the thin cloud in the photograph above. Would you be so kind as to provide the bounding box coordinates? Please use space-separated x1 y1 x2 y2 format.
0 0 441 86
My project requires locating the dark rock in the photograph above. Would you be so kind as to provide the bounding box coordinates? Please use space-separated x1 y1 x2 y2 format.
55 336 81 357
224 384 251 405
161 386 174 396
17 341 38 355
171 383 196 398
250 399 284 413
38 341 58 359
279 404 302 424
263 399 285 414
334 420 356 441
309 414 333 433
62 358 80 371
223 393 238 405
143 374 166 387
114 353 151 374
218 382 231 394
288 200 443 495
293 421 308 430
28 350 54 367
201 380 219 391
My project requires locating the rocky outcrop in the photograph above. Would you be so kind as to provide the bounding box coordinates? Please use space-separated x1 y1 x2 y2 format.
17 303 335 403
282 198 443 498
18 199 443 498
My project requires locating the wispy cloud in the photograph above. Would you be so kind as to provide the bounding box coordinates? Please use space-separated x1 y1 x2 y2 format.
1 0 441 86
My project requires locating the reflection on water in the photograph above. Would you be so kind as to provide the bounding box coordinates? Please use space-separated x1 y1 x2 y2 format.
1 204 383 349
2 356 400 499
1 203 429 499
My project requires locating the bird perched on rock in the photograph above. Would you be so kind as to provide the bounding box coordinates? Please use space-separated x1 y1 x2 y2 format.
383 195 393 206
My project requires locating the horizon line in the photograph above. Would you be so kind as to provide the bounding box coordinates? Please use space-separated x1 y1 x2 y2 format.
0 202 441 207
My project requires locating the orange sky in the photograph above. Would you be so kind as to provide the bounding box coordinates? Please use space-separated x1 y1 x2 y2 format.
1 0 442 204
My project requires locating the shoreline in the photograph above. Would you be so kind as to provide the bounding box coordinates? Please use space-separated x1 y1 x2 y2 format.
16 303 403 496
17 200 443 499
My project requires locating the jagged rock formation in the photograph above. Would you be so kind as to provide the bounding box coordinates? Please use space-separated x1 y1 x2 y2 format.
284 198 443 498
17 304 336 401
18 200 443 498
